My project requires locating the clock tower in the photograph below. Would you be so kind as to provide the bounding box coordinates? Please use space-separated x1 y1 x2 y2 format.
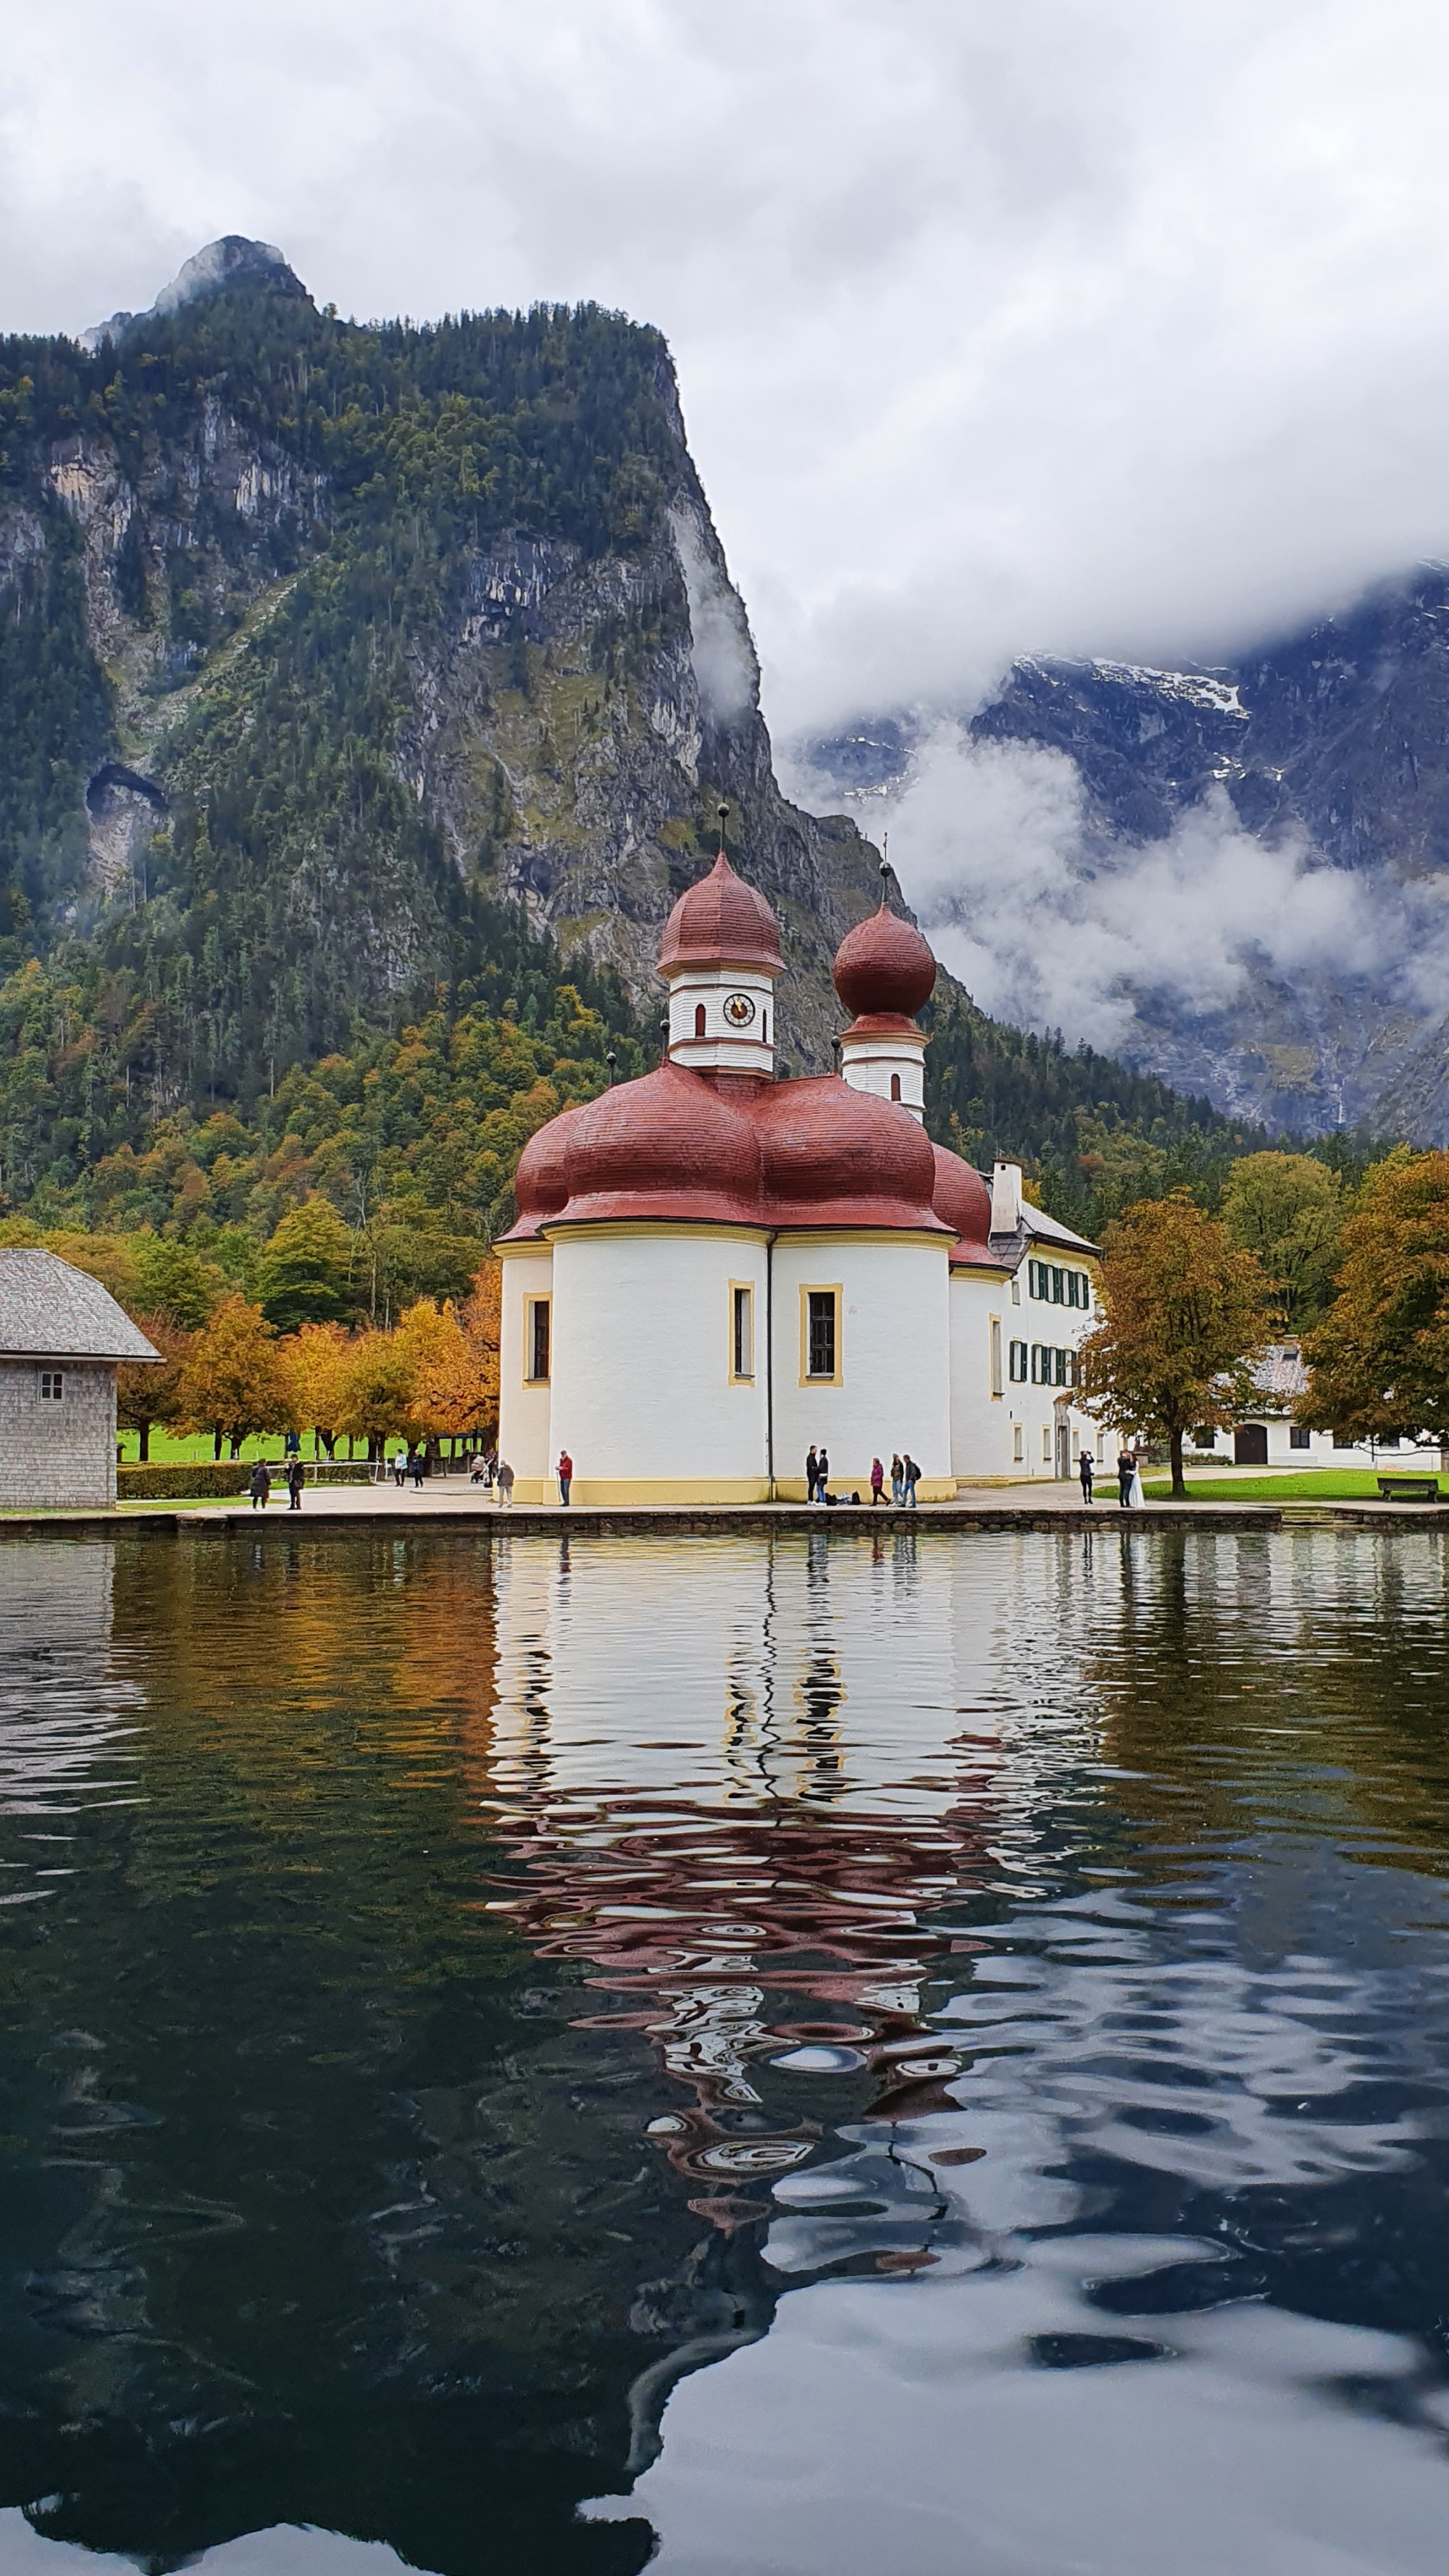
658 817 783 1082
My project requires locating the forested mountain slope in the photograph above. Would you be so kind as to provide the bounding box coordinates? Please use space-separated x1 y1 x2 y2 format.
0 238 1261 1241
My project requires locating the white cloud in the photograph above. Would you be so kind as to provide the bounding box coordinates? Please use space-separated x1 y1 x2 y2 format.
834 726 1449 1053
5 1 1449 741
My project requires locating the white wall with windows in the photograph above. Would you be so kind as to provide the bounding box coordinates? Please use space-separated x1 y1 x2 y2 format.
498 1248 557 1501
770 1234 953 1500
949 1243 1101 1485
547 1227 773 1504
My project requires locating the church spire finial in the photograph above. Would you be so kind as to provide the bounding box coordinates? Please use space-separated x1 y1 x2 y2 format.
717 800 730 859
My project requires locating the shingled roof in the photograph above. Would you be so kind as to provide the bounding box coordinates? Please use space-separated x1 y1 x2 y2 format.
0 1250 160 1362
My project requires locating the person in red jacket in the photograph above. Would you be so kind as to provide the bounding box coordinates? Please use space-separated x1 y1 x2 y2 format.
557 1450 573 1506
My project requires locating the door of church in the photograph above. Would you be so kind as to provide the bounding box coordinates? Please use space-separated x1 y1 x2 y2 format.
1054 1406 1072 1480
1235 1423 1269 1466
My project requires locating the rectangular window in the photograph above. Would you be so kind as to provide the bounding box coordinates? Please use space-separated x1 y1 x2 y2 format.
1011 1276 1021 1306
39 1370 64 1400
1290 1425 1311 1451
1379 1433 1401 1450
1030 1344 1045 1384
525 1298 551 1384
1053 1348 1070 1387
801 1286 841 1383
1014 1425 1024 1462
990 1318 1003 1396
730 1283 754 1381
1042 1425 1053 1462
1028 1260 1044 1299
1009 1339 1028 1383
1050 1265 1065 1304
1333 1430 1355 1449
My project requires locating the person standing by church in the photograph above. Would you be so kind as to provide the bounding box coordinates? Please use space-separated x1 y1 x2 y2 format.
805 1445 819 1503
817 1446 830 1503
557 1450 573 1507
870 1457 886 1505
1078 1446 1095 1505
1116 1446 1135 1509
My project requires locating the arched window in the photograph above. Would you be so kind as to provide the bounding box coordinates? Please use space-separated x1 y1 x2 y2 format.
890 1073 901 1101
694 1003 706 1038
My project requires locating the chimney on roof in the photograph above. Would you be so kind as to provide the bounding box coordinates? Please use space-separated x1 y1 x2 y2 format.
990 1162 1024 1234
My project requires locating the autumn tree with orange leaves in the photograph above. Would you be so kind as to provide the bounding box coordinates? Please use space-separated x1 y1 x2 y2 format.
1078 1191 1272 1499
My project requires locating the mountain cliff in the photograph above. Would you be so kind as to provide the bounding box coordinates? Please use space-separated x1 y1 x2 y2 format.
0 241 1252 1235
804 570 1449 1143
0 240 883 1092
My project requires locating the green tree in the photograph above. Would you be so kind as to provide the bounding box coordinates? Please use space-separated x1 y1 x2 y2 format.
1298 1151 1449 1446
1219 1151 1345 1329
1078 1191 1274 1497
130 1233 229 1329
256 1196 356 1332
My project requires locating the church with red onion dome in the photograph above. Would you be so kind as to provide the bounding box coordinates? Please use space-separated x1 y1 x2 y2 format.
498 836 1101 1503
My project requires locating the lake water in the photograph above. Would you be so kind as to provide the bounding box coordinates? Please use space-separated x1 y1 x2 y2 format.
3 1523 1449 2576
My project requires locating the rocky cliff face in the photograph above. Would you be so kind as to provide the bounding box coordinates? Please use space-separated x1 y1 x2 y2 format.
805 572 1449 1142
0 243 885 1096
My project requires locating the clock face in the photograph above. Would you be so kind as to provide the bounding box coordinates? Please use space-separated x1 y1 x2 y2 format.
722 991 756 1028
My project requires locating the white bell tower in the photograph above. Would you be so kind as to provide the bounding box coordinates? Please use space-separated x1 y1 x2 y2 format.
657 809 784 1082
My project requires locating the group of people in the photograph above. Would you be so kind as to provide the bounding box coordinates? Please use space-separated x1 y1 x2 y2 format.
248 1457 306 1511
1076 1445 1145 1508
467 1449 517 1503
806 1448 922 1508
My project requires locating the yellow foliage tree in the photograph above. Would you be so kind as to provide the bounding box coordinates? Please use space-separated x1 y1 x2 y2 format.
398 1265 501 1449
335 1330 417 1462
284 1322 356 1458
176 1296 293 1459
116 1314 192 1462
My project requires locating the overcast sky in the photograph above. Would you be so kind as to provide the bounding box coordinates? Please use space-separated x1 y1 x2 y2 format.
7 0 1449 742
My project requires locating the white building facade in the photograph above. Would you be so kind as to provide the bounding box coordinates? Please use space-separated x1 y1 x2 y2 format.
497 847 1100 1504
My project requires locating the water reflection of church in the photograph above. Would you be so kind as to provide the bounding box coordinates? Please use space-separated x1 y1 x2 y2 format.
484 1529 1064 2266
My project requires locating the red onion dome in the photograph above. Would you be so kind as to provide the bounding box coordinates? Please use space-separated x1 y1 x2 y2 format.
832 904 937 1021
550 1063 764 1227
931 1144 995 1262
753 1078 948 1232
658 851 783 977
503 1101 589 1241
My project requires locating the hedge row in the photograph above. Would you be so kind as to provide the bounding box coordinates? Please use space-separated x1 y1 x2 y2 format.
117 1462 377 1500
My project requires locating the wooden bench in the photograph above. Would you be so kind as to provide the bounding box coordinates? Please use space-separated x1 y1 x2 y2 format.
1377 1476 1440 1500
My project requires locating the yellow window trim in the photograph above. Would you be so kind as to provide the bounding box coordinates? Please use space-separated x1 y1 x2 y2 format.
727 1279 755 1383
798 1282 843 1388
522 1292 551 1385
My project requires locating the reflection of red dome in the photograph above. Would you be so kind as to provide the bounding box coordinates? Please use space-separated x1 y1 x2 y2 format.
543 1063 763 1227
659 851 783 976
931 1145 997 1266
753 1078 946 1232
833 904 937 1021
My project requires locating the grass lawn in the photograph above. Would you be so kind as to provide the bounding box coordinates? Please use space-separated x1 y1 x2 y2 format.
118 1427 371 1467
1143 1470 1442 1501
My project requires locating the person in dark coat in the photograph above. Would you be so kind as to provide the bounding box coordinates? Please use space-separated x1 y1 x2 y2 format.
817 1446 830 1503
901 1454 919 1508
287 1457 305 1511
1117 1447 1135 1509
870 1458 886 1505
805 1445 819 1503
1078 1446 1095 1504
249 1460 270 1511
409 1449 425 1489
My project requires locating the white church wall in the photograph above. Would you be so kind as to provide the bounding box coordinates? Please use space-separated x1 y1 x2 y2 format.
498 1249 554 1501
950 1254 1102 1485
548 1227 772 1504
770 1235 952 1500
